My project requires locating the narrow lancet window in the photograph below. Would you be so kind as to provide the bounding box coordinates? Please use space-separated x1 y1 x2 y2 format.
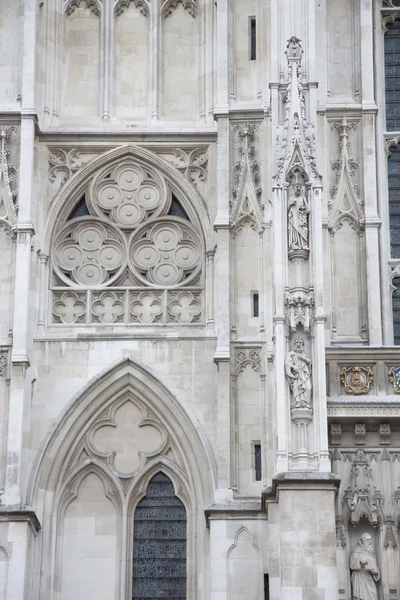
250 17 256 61
254 443 262 481
385 19 400 130
133 473 186 599
393 277 400 345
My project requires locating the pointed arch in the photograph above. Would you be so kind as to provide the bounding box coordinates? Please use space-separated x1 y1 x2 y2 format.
43 145 212 253
227 527 263 600
28 356 215 512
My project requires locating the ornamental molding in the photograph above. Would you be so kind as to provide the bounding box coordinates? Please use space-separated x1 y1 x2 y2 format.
381 9 400 32
329 118 363 223
161 0 199 18
274 37 321 187
154 147 208 198
234 347 262 375
328 405 400 417
284 287 314 333
341 366 373 395
114 0 150 17
342 449 383 526
0 127 18 229
64 0 102 16
230 123 262 228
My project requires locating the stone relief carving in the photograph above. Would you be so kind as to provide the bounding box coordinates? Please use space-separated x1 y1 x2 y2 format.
349 533 380 600
287 183 309 252
231 122 261 217
330 423 342 445
48 148 100 200
379 423 391 444
343 450 383 526
234 347 262 375
355 423 366 445
284 289 314 333
54 219 127 287
0 352 8 378
388 366 400 393
329 118 362 217
341 366 373 395
130 218 202 287
155 147 208 197
88 398 167 477
0 127 18 228
285 337 312 409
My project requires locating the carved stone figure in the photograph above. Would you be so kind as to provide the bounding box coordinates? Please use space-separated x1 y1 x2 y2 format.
288 184 309 251
350 533 380 600
285 337 312 408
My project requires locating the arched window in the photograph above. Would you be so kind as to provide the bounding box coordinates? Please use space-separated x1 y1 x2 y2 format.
388 145 400 258
133 472 187 599
50 155 204 327
385 19 400 131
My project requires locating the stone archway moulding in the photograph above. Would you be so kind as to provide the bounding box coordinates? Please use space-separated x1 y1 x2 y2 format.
28 356 216 515
43 144 213 254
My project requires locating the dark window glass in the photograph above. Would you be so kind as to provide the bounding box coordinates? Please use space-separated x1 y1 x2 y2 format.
133 473 186 600
385 19 400 130
254 443 262 481
68 195 89 220
252 292 259 317
393 277 400 345
389 145 400 257
250 18 256 60
264 574 270 600
168 194 190 221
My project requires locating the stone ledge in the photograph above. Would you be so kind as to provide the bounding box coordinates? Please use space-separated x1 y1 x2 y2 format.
0 505 41 535
204 501 263 526
262 472 341 506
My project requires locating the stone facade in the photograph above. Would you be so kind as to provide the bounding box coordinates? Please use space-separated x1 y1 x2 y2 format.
0 1 399 599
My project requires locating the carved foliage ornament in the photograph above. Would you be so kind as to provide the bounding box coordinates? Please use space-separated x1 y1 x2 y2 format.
341 366 373 395
0 127 18 228
48 148 100 200
156 147 208 198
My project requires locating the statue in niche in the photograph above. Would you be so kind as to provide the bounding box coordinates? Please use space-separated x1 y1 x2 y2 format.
288 183 309 251
350 533 380 600
285 337 312 409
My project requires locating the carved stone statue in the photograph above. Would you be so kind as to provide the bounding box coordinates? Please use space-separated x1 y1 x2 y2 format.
350 533 380 600
285 337 312 408
288 184 309 251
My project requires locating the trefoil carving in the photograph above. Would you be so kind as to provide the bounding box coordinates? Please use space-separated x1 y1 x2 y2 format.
161 0 198 18
155 147 208 197
115 0 150 17
48 148 101 200
234 347 262 375
64 0 102 17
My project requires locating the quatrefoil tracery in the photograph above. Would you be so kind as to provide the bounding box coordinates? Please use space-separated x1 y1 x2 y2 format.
130 217 202 287
54 218 127 287
88 161 169 229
